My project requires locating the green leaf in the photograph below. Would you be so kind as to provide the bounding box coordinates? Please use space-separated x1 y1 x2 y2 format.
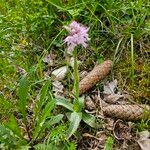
78 97 85 108
36 114 64 137
38 81 50 108
35 81 50 118
0 124 17 146
0 95 13 115
66 112 71 121
0 124 26 147
77 97 85 111
46 114 64 126
104 137 114 150
97 54 104 64
39 101 54 123
56 99 74 111
5 115 22 139
18 77 29 122
34 143 57 150
41 114 63 131
67 112 82 138
33 97 55 139
82 112 98 128
19 145 31 150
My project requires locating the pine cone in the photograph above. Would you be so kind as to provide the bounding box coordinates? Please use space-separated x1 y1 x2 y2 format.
103 104 150 121
79 60 112 95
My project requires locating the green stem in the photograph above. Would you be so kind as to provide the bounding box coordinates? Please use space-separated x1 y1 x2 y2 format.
73 48 79 102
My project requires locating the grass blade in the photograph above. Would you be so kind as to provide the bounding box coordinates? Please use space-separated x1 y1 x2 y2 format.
46 0 67 11
33 94 55 140
35 81 50 118
18 77 29 123
131 34 135 86
104 136 114 150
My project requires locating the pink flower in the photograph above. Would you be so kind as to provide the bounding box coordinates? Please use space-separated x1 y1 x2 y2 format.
64 21 90 52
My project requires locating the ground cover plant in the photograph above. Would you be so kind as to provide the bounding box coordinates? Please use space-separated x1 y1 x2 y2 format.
0 0 150 149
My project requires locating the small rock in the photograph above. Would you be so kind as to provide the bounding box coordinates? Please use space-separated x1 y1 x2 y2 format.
52 66 68 80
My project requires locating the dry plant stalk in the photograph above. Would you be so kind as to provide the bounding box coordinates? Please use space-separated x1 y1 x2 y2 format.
103 105 150 121
79 60 112 95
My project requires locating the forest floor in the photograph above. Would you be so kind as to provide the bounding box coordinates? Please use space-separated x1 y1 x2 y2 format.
0 0 150 149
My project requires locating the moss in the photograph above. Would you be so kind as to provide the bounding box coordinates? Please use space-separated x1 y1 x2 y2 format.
115 49 150 103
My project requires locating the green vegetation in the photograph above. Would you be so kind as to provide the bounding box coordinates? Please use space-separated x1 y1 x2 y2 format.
0 0 150 149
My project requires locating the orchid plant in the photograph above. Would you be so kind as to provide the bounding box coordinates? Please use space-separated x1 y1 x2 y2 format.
64 21 90 111
56 21 98 138
64 21 90 52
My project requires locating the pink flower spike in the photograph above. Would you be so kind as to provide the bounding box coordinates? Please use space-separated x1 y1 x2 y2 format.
64 21 90 52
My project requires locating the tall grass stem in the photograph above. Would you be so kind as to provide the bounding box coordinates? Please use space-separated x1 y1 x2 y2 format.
131 34 135 86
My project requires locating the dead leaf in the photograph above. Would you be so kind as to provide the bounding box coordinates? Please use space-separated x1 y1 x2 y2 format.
83 131 107 144
103 79 117 95
83 133 98 139
103 80 132 106
52 66 68 80
85 96 96 111
43 70 51 80
52 80 64 98
113 119 132 140
43 54 53 65
137 130 150 150
104 118 114 131
104 94 124 104
96 131 108 145
16 66 26 75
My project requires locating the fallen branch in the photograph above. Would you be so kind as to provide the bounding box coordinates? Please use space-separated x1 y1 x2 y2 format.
79 60 112 95
103 104 150 121
79 60 150 121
